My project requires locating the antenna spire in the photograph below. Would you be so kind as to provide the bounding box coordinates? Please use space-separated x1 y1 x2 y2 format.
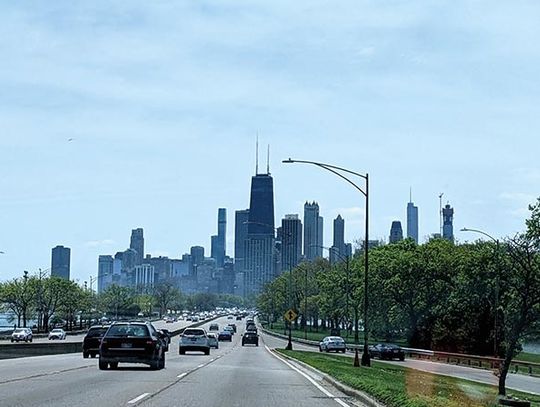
267 144 270 174
409 187 412 202
255 133 259 175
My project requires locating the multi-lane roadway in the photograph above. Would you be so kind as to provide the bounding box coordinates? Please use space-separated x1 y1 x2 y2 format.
0 316 361 407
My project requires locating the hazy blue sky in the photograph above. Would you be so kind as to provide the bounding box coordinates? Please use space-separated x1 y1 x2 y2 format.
1 1 539 284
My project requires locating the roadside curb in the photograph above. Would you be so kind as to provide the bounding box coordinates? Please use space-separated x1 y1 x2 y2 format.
273 349 386 407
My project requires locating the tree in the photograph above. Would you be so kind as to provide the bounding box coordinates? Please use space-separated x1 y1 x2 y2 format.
100 285 134 319
0 275 35 328
153 281 181 317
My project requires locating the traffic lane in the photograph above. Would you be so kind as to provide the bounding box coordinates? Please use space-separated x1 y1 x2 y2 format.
262 331 540 396
0 329 237 407
140 334 356 406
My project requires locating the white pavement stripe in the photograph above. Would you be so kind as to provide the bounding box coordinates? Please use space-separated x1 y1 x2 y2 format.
127 393 150 404
197 364 205 368
177 373 188 379
266 346 350 407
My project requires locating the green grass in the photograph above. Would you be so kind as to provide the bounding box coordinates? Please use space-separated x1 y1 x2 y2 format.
516 352 540 364
277 350 540 407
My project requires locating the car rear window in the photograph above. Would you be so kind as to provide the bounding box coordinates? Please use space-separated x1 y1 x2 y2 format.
86 328 108 338
106 324 149 337
183 329 205 336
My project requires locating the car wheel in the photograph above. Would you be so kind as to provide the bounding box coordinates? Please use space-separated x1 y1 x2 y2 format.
319 346 322 352
98 359 108 370
205 349 210 355
29 338 32 343
256 343 259 347
149 358 160 370
342 349 346 353
399 355 405 361
159 353 165 369
83 352 89 359
10 339 13 343
109 362 118 369
179 349 185 355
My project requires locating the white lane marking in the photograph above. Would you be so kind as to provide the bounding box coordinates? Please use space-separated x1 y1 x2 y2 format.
266 346 350 407
127 393 150 404
197 364 205 368
209 358 215 362
177 373 188 379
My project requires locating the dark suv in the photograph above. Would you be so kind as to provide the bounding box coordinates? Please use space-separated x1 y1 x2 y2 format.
82 325 109 358
242 332 259 346
99 322 167 370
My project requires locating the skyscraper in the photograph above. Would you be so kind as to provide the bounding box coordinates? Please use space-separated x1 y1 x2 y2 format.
130 228 144 265
244 171 275 296
190 246 205 276
281 214 302 272
51 245 71 280
407 198 419 244
304 202 323 261
442 203 454 241
211 208 226 267
98 255 113 293
331 215 346 263
234 209 249 275
389 221 403 243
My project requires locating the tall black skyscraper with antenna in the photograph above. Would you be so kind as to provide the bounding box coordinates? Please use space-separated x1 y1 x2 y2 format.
243 142 275 296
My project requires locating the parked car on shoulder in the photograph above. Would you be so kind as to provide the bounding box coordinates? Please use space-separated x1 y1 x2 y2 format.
82 325 109 358
369 343 405 361
241 332 259 346
319 336 346 353
179 328 210 355
99 321 166 370
48 328 67 340
11 328 33 343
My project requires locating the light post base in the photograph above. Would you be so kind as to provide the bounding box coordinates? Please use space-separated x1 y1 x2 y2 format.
361 344 371 367
353 348 360 367
285 326 293 350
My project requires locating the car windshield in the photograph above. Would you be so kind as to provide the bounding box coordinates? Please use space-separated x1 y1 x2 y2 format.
13 329 25 333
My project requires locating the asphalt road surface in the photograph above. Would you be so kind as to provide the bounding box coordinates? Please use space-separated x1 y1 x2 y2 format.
0 317 362 407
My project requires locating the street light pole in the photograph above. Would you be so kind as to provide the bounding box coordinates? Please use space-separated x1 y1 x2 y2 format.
283 158 371 367
461 227 500 358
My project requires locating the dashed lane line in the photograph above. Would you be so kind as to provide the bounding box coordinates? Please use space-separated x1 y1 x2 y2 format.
127 393 150 404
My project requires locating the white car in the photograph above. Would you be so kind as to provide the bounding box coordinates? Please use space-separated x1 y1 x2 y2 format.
207 333 219 349
319 336 346 353
48 328 67 340
179 328 210 355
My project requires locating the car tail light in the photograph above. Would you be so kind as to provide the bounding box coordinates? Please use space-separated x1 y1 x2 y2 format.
146 340 156 345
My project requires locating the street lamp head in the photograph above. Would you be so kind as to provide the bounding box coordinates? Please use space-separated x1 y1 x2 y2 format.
460 228 470 232
282 158 295 164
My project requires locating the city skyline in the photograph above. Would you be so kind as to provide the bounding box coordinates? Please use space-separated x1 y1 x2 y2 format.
1 2 539 283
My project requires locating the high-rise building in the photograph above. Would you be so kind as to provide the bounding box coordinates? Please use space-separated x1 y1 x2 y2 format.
234 209 250 274
130 228 144 265
389 221 403 243
51 245 71 280
244 172 275 296
190 246 205 276
442 203 454 241
281 214 302 272
330 215 347 263
407 199 419 244
98 255 114 293
304 202 323 261
210 208 227 268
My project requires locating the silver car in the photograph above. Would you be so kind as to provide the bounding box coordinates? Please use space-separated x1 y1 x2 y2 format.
319 336 346 353
207 333 219 349
11 328 33 343
179 328 210 355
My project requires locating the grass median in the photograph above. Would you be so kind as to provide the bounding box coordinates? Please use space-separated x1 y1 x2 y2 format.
277 349 540 407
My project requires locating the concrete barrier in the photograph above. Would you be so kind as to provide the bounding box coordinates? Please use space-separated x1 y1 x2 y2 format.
0 342 82 360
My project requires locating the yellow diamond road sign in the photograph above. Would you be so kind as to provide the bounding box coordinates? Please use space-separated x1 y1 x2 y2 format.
284 309 298 322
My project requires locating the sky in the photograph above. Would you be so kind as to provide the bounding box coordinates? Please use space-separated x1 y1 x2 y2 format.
1 1 539 284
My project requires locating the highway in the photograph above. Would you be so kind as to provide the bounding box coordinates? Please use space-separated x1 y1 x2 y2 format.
0 316 361 407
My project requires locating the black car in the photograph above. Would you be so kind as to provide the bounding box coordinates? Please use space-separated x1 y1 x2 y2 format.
241 332 259 346
368 343 405 361
227 323 237 333
99 322 167 370
82 325 109 358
